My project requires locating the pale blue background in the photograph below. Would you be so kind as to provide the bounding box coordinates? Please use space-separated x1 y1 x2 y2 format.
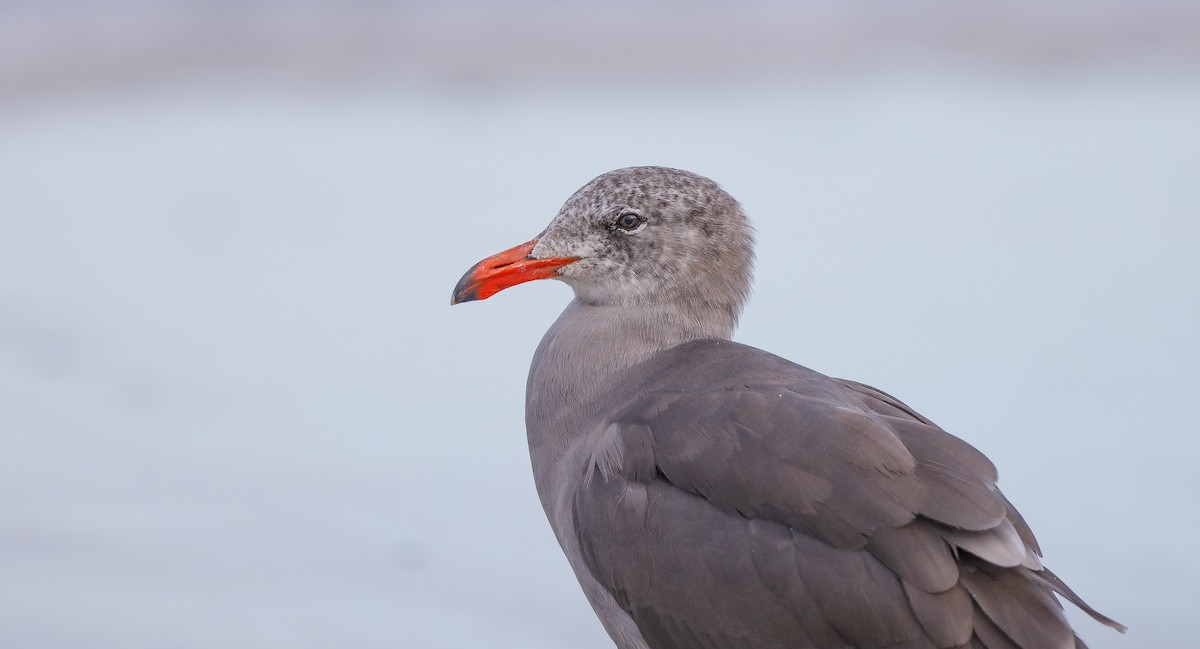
2 2 1197 647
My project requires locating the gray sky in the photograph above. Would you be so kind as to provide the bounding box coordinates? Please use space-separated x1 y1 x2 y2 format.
1 3 1197 647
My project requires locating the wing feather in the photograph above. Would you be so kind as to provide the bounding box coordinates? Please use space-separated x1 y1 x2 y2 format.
902 581 974 646
572 340 1119 649
866 523 959 592
960 563 1073 649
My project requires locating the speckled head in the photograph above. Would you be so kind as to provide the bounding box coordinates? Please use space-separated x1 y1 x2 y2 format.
452 166 755 328
534 167 755 315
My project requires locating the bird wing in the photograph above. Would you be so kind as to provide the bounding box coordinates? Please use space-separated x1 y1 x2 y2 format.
573 340 1119 649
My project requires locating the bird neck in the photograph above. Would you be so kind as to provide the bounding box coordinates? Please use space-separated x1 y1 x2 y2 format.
523 297 736 538
525 297 734 447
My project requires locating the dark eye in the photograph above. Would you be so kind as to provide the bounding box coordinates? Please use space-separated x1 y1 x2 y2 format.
614 213 645 232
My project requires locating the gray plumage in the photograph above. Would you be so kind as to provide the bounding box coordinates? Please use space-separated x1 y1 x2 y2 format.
454 166 1124 649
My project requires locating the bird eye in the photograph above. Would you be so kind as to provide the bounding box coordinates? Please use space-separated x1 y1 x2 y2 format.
614 213 645 232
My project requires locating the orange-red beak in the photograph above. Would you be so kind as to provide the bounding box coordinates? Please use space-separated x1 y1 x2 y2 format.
451 239 577 304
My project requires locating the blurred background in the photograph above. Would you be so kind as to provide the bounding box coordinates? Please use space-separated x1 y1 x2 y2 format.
2 1 1197 647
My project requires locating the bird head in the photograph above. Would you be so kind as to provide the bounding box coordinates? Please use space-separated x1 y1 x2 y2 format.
452 166 755 328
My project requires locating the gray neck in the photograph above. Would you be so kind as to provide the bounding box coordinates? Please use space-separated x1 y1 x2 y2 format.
524 298 734 500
